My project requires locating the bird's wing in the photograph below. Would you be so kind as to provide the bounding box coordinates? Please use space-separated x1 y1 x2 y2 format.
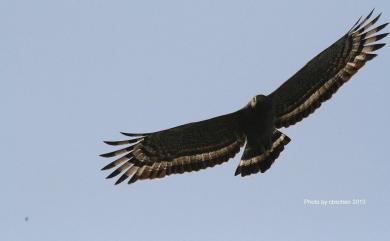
269 10 388 128
100 112 246 185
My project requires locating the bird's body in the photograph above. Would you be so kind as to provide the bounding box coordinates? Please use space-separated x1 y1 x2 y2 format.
100 10 388 185
240 95 275 150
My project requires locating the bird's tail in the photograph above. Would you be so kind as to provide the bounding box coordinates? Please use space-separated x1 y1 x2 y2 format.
235 129 290 177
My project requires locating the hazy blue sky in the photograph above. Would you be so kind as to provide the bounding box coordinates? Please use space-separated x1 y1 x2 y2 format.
1 1 389 241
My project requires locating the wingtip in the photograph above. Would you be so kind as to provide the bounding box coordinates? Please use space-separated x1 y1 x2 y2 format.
115 172 132 185
128 175 138 184
366 53 378 61
372 12 382 24
372 43 386 51
373 32 389 42
120 132 148 137
103 140 117 146
350 15 362 32
101 163 115 170
351 8 381 33
120 132 133 136
379 22 389 31
115 178 124 185
106 170 120 179
99 151 117 158
367 8 375 19
100 152 114 158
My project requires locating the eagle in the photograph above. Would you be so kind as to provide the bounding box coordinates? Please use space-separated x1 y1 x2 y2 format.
100 10 388 185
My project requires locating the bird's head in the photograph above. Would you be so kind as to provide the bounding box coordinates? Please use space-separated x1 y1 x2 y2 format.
248 95 269 108
245 94 274 115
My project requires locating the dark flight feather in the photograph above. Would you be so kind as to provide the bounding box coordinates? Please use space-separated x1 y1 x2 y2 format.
102 112 246 184
270 11 388 128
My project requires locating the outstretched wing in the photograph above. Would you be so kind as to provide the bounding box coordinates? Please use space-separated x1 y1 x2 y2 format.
270 10 388 128
100 112 246 185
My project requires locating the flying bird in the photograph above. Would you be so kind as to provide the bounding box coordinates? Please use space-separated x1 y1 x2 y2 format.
100 10 388 185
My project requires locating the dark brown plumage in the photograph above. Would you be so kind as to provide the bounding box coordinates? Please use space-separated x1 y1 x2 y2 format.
100 10 387 185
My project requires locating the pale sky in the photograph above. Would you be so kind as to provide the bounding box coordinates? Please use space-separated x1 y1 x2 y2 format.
1 1 389 241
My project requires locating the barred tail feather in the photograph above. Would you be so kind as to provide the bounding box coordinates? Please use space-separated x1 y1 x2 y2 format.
235 130 290 177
